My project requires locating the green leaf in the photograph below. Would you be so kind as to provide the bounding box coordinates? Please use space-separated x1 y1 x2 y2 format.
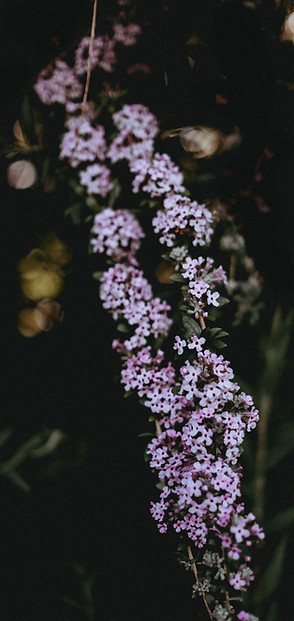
203 327 223 337
260 307 293 392
85 196 99 210
117 323 129 333
92 271 104 281
20 94 36 144
138 432 154 438
265 506 294 534
259 533 289 603
40 155 50 185
267 422 294 470
0 427 13 448
123 390 134 398
193 173 217 183
182 315 201 338
169 273 186 283
214 340 227 349
2 469 31 493
144 449 151 463
65 202 83 225
217 296 230 307
179 304 192 312
161 253 172 262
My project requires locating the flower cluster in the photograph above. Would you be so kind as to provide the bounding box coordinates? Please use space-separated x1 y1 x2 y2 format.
34 60 83 106
80 164 113 197
59 118 107 168
113 23 142 46
107 104 158 167
91 207 145 262
152 194 214 247
121 336 262 615
140 152 185 197
34 17 142 107
88 90 261 618
111 103 159 141
100 263 172 351
180 256 227 318
121 345 191 426
74 35 117 76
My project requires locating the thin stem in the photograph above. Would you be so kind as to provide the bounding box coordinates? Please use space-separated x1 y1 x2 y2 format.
199 315 206 331
155 420 162 436
202 593 213 620
187 545 213 620
187 545 198 582
81 0 98 116
229 253 237 282
221 546 231 612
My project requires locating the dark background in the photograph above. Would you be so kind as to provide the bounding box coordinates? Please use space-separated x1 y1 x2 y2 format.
1 1 294 620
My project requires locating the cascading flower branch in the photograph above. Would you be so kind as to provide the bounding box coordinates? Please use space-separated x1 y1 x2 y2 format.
89 121 263 619
32 12 263 616
90 173 263 619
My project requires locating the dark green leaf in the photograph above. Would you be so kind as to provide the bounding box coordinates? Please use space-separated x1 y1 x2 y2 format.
193 173 217 183
203 327 223 337
0 427 13 448
217 296 230 307
2 469 31 493
144 449 151 463
265 506 294 534
138 432 154 438
65 202 83 226
40 155 50 185
267 422 294 470
179 304 191 312
182 315 201 337
259 534 289 603
214 340 227 349
92 271 104 281
117 323 129 333
170 273 186 283
123 390 134 398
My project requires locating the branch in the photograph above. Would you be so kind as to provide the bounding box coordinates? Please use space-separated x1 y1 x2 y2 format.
81 0 98 116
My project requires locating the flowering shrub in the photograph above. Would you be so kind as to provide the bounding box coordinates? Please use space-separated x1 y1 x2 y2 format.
27 4 267 619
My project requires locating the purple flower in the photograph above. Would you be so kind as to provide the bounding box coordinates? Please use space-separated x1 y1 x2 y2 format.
100 264 171 348
34 60 82 106
91 208 144 262
112 104 159 141
113 23 142 46
141 153 185 197
59 118 106 168
153 195 214 247
80 164 113 197
74 36 117 76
